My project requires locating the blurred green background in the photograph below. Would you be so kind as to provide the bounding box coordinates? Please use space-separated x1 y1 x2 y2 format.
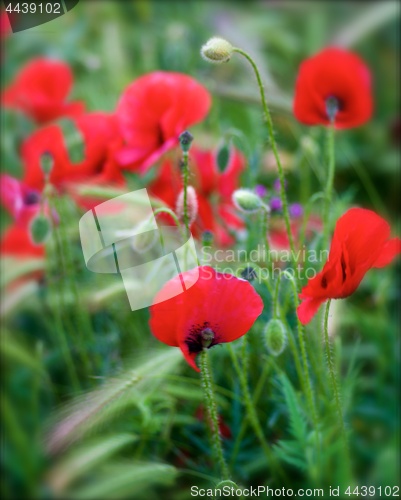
1 1 400 499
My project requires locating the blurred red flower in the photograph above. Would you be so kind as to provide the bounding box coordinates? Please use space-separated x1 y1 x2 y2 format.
21 112 122 203
149 266 263 371
195 405 232 439
115 72 211 174
149 146 244 246
293 47 373 129
1 10 12 39
269 215 322 252
0 175 44 258
2 58 85 124
297 208 401 324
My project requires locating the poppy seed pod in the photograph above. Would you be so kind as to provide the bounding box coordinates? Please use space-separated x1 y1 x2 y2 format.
264 319 287 356
176 186 198 225
179 130 194 153
232 189 263 214
201 37 234 64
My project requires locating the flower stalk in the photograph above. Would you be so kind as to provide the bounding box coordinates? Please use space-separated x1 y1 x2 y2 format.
232 47 296 259
323 301 349 455
199 349 230 480
323 123 336 250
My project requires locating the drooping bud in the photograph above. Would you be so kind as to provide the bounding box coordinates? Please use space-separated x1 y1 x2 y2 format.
30 215 51 245
179 130 194 153
232 189 263 214
264 319 287 356
40 151 54 177
326 96 340 122
201 37 234 64
176 186 198 225
201 328 214 348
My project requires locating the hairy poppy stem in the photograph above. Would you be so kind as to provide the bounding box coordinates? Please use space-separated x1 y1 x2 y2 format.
273 276 304 389
233 47 296 260
280 272 319 439
227 344 285 479
199 349 230 480
323 300 351 471
323 124 336 250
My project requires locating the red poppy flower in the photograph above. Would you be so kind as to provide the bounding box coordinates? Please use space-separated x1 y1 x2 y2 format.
297 208 401 325
21 112 121 199
293 47 373 129
2 58 85 124
115 72 211 173
149 266 264 371
1 224 44 258
148 146 245 246
0 175 44 258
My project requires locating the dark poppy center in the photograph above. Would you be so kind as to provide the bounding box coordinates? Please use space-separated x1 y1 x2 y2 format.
185 322 218 354
325 95 342 122
24 191 41 206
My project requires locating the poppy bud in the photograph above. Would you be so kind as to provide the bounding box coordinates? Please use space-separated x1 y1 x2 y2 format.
201 37 233 64
233 189 263 214
216 139 232 173
179 130 194 153
176 186 198 225
264 319 287 356
214 480 241 491
40 151 54 176
30 215 51 245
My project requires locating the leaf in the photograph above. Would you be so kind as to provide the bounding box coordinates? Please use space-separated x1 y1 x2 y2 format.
278 373 307 444
274 440 308 471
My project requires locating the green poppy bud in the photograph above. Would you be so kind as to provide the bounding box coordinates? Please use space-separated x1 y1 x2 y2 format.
30 215 51 245
232 189 263 214
264 319 287 356
201 37 234 64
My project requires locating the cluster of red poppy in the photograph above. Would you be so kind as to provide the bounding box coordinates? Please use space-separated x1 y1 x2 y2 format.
1 46 400 372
